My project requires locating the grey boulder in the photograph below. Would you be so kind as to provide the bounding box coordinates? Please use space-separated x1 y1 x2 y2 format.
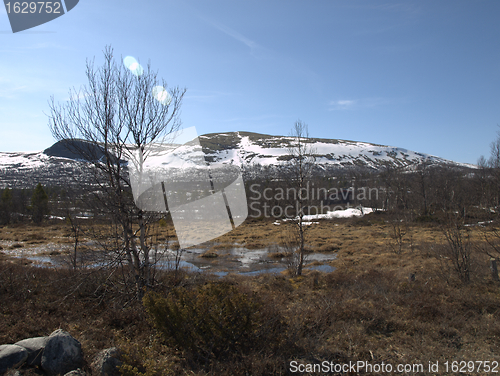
41 329 83 376
91 347 122 376
0 344 28 374
14 336 48 367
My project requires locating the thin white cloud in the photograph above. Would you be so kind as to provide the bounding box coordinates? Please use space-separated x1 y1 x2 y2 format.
328 97 398 111
329 99 357 110
337 100 356 106
200 16 266 58
210 21 259 51
0 84 28 99
0 66 69 99
199 14 320 93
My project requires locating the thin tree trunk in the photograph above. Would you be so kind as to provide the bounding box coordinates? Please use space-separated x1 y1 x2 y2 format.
138 209 150 288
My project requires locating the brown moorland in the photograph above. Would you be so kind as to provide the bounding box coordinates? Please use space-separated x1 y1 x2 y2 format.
0 214 499 375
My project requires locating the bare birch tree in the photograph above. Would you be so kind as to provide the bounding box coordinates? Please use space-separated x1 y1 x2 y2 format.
285 120 316 276
47 46 186 298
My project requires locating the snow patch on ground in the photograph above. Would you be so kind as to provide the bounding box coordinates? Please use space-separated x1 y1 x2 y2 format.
282 207 374 222
303 207 374 221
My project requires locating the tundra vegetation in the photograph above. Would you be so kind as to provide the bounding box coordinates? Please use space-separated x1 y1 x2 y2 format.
2 142 500 375
2 47 500 374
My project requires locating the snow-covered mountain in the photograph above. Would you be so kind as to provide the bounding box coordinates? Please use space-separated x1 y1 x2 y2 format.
199 131 461 169
0 131 473 189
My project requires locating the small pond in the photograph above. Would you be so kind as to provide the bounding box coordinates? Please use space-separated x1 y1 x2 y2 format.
1 241 336 276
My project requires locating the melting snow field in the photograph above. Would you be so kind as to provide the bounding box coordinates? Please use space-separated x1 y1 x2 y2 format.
303 207 374 221
279 207 375 224
0 151 50 169
204 134 455 169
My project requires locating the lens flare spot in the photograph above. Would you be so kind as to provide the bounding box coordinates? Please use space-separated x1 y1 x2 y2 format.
123 56 144 77
152 86 172 105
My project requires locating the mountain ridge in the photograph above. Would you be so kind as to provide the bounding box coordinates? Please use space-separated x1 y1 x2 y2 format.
197 131 473 169
0 131 475 189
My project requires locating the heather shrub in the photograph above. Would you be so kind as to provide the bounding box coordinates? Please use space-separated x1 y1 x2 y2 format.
119 337 181 376
143 282 273 365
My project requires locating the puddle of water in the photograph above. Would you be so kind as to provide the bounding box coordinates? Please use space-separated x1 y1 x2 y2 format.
2 241 337 276
213 271 229 277
228 248 270 266
305 253 336 262
156 259 201 272
306 264 336 273
13 256 57 268
239 267 287 276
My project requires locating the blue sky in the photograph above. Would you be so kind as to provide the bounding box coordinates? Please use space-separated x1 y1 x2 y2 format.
0 0 499 164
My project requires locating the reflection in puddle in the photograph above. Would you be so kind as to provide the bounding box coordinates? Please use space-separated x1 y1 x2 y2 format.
156 259 201 272
307 264 335 273
240 267 286 276
3 242 336 276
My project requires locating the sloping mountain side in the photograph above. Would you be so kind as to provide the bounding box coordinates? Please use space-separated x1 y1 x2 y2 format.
199 131 468 169
0 131 473 189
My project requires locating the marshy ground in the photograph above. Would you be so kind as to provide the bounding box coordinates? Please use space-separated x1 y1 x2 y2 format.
1 213 499 375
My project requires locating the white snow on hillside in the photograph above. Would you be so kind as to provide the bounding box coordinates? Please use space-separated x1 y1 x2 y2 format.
0 132 475 176
0 151 51 170
202 134 453 169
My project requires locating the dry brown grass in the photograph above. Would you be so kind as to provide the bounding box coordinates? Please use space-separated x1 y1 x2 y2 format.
201 249 219 258
1 216 500 375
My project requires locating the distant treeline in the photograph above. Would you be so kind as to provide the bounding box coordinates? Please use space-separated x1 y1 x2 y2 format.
1 160 498 225
0 184 91 225
244 162 497 221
